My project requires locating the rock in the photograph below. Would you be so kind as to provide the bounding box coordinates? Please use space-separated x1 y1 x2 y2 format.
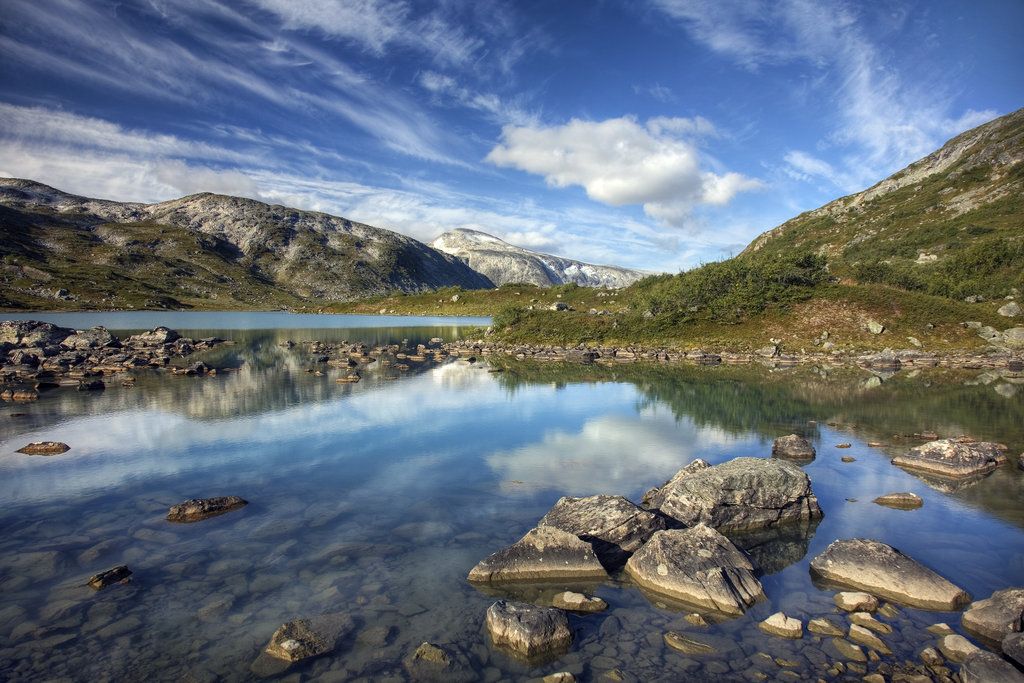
264 613 355 662
927 623 955 636
16 441 70 455
542 673 576 683
61 327 119 351
998 302 1022 317
830 638 867 662
848 624 891 654
960 650 1024 683
772 434 816 461
1003 632 1024 667
624 524 764 615
88 565 132 590
127 326 180 346
810 539 969 610
937 634 979 663
836 443 852 449
538 494 664 567
850 612 892 634
166 496 248 523
892 439 1004 479
467 526 608 583
685 613 709 627
0 320 74 347
644 457 822 533
961 588 1024 644
841 456 856 463
919 645 944 666
1003 327 1024 349
866 320 885 334
808 617 845 636
484 600 571 659
872 492 923 509
78 379 105 391
664 631 716 655
550 302 570 311
408 642 450 666
759 612 802 639
551 591 606 613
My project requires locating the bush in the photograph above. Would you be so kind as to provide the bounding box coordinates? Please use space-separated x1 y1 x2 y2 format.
492 304 527 330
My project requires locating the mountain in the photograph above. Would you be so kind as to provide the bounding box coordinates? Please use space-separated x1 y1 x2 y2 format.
0 179 492 310
430 228 646 288
742 107 1024 300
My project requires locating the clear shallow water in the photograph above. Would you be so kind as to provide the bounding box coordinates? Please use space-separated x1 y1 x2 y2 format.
1 316 1023 681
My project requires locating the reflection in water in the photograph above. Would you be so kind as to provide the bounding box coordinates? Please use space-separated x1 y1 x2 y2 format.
0 328 1022 682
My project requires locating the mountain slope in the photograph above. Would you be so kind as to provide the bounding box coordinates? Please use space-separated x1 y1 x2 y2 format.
742 107 1024 300
0 179 492 310
430 228 646 288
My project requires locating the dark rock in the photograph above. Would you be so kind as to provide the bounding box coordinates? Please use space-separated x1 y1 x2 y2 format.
809 538 970 610
872 492 923 509
1002 632 1024 668
167 496 248 523
263 612 355 662
959 650 1024 682
485 600 571 659
468 525 607 583
892 438 1004 479
624 524 764 615
78 379 105 391
88 565 132 590
772 434 816 461
962 588 1024 645
16 441 70 455
538 494 664 568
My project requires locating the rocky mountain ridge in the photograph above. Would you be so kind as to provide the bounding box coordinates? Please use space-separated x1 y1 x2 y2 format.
431 228 646 288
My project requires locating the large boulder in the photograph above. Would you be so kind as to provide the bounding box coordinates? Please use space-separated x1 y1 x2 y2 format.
962 588 1024 645
127 326 180 346
166 496 248 523
263 613 355 662
624 524 764 616
61 326 120 351
810 539 970 610
959 650 1024 683
538 494 664 568
0 320 74 348
644 457 822 533
484 600 572 660
1003 632 1024 668
467 526 608 583
772 434 816 461
892 439 1005 479
1003 327 1024 349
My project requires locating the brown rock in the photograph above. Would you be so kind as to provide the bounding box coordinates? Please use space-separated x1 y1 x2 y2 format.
167 496 248 523
16 441 70 455
88 565 132 590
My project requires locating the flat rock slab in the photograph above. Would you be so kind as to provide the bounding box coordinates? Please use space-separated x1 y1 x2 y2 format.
759 612 802 638
808 617 845 636
872 492 923 509
960 650 1024 683
830 638 866 662
16 441 70 455
167 496 248 522
485 600 571 660
644 457 823 533
88 565 132 590
892 438 1004 479
938 634 980 663
551 591 606 613
264 613 354 662
538 494 664 568
1003 632 1024 667
834 592 878 612
625 524 764 616
467 526 608 583
810 538 969 610
664 631 716 655
962 587 1024 644
772 434 816 461
848 624 890 654
850 612 892 634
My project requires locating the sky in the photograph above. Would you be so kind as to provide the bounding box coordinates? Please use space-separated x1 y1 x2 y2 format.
0 0 1021 273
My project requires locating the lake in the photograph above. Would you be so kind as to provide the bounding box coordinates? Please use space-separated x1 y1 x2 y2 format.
1 313 1022 681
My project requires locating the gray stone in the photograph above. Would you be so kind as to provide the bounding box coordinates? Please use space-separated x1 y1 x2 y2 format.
624 524 764 616
811 538 969 610
485 600 571 659
127 326 180 346
873 492 923 509
644 457 822 533
263 613 355 662
998 302 1022 317
551 591 607 613
834 591 878 612
772 434 816 461
808 617 845 636
892 438 1004 479
0 320 74 348
938 634 979 663
850 612 892 634
866 320 885 334
962 588 1024 644
467 526 608 583
1003 327 1024 349
167 496 248 523
830 638 866 662
1003 632 1024 667
759 612 802 638
61 327 119 351
538 494 665 567
960 650 1024 683
848 624 891 654
664 631 716 655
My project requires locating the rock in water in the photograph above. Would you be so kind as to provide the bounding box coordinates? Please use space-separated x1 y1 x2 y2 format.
960 650 1024 683
484 600 572 659
166 496 248 522
872 492 923 509
644 457 822 533
1003 632 1024 668
538 494 664 568
759 612 803 638
16 441 70 455
892 438 1004 479
264 613 355 662
551 591 607 613
467 526 608 583
664 631 716 655
624 525 764 615
810 539 969 610
88 565 132 590
961 588 1024 644
127 326 181 346
834 592 878 612
938 634 980 663
772 434 816 461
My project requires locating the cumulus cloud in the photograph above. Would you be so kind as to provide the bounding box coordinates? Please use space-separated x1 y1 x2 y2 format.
485 116 761 227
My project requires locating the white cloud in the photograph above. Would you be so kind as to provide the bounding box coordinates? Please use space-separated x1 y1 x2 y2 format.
485 116 762 227
418 70 537 127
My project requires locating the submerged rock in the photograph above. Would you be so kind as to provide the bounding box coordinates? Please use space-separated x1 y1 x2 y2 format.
772 434 816 461
166 496 248 523
960 650 1024 683
848 624 891 654
88 565 132 590
485 600 572 659
467 526 608 583
16 441 70 455
645 457 822 533
624 524 764 615
808 617 845 636
834 592 878 612
551 591 606 612
892 438 1005 479
263 613 355 662
872 492 923 509
538 494 664 568
810 538 969 610
961 587 1024 644
664 631 716 655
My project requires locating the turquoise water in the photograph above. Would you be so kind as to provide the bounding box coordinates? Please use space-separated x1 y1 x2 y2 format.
0 315 1022 681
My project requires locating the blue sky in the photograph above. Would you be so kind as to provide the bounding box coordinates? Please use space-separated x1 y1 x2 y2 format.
0 0 1021 272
